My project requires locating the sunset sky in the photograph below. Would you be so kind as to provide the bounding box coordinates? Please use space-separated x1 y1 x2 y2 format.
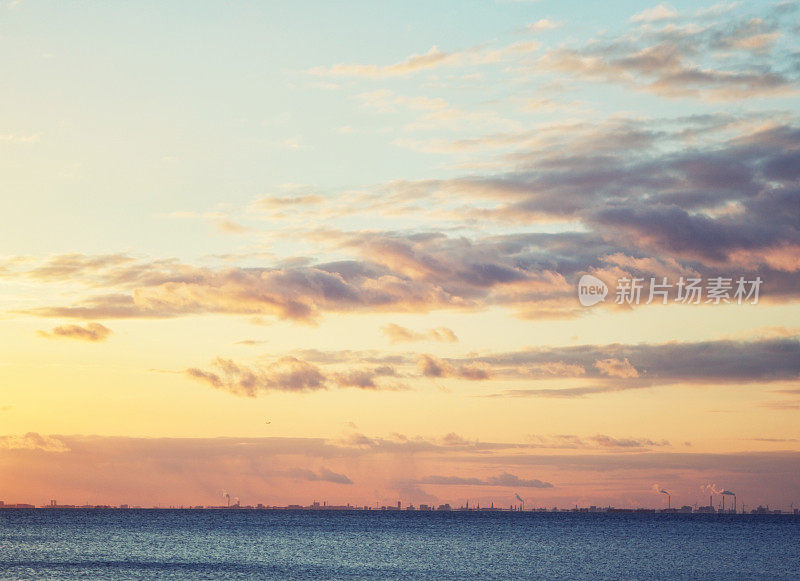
1 0 799 510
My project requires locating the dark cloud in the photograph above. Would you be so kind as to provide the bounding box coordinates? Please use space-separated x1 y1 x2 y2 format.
457 338 800 392
530 434 670 449
540 6 799 100
5 115 800 324
189 336 800 398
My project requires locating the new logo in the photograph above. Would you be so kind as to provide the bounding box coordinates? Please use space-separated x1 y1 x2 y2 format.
577 274 608 307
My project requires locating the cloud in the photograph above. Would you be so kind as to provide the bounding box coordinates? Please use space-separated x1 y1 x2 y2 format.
6 115 800 325
381 323 458 343
496 386 623 398
186 357 327 397
186 356 405 397
23 253 138 282
0 131 41 143
630 4 678 23
465 450 800 476
453 337 800 396
489 338 800 382
0 432 69 452
590 435 669 448
215 219 250 234
332 368 391 390
418 354 490 381
38 322 112 342
287 467 353 485
332 369 375 389
418 472 553 488
530 434 670 449
1 434 797 507
311 40 540 78
339 432 532 454
253 194 325 212
527 19 560 32
485 472 554 488
411 475 489 486
311 46 453 77
711 16 782 52
541 6 798 100
594 357 641 378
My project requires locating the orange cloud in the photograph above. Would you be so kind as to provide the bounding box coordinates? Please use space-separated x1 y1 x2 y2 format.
381 323 458 343
186 356 405 397
594 357 641 379
37 322 112 342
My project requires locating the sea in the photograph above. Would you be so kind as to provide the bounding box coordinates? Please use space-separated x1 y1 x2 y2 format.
1 509 798 580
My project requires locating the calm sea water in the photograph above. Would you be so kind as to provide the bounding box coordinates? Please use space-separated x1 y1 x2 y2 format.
0 509 798 580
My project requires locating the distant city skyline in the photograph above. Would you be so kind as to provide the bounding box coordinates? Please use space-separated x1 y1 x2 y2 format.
2 497 797 515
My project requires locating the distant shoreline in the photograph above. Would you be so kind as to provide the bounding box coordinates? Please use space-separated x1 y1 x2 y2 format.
1 506 797 516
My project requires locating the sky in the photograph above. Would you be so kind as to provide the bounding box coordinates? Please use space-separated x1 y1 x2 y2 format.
1 0 799 510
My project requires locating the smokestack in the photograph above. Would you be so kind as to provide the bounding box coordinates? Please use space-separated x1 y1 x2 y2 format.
720 490 735 514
